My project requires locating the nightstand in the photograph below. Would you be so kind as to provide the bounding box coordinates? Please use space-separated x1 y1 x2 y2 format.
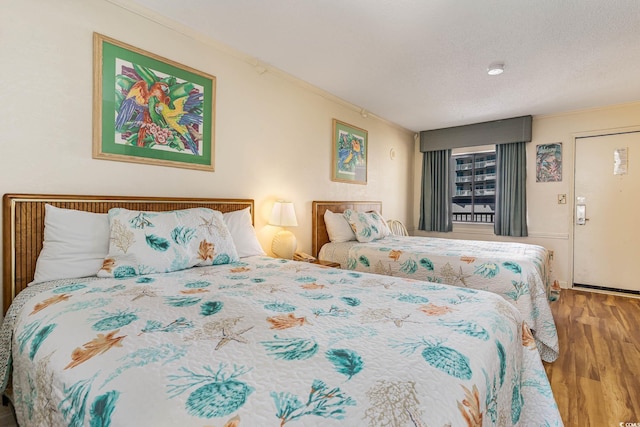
313 260 341 268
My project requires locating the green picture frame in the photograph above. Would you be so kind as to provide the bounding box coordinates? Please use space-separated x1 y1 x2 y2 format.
331 119 368 184
93 33 216 171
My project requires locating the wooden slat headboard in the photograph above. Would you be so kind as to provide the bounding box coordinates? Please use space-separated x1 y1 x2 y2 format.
311 200 382 258
2 194 254 314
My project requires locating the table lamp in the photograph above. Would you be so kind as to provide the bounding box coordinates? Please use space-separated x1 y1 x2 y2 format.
268 200 298 259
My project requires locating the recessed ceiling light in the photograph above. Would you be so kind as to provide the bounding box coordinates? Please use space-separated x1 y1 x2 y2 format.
487 63 504 76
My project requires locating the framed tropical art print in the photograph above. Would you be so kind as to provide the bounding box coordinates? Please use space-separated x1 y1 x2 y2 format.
93 33 216 171
536 142 562 182
331 119 368 184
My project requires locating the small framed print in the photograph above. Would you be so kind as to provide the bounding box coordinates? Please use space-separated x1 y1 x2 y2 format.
331 119 367 185
536 143 562 182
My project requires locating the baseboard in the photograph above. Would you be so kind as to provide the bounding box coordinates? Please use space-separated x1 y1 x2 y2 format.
558 281 569 289
573 283 640 298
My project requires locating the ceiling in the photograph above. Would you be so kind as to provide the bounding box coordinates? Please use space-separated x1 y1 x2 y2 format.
129 0 640 132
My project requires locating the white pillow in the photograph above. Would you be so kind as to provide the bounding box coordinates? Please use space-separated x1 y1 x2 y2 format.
223 207 265 257
324 210 356 242
343 209 391 243
32 205 110 284
98 207 239 278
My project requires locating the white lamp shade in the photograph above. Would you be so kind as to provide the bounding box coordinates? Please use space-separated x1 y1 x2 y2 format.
269 201 298 227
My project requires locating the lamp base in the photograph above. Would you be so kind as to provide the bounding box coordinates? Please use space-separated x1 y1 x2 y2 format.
272 229 297 259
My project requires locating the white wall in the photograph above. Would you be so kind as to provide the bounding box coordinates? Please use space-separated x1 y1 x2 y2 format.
414 101 640 287
0 0 415 312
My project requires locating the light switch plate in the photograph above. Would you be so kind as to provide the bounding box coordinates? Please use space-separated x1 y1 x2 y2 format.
557 194 567 204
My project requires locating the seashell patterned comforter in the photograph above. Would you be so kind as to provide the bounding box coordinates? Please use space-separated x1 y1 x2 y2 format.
0 257 562 426
319 236 559 362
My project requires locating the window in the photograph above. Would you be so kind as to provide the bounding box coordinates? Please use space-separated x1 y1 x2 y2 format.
452 150 495 223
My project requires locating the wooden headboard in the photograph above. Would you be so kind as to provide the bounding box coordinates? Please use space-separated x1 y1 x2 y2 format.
311 200 382 258
2 194 254 314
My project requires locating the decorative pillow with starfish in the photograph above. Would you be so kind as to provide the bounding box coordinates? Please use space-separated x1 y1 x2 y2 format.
97 207 239 278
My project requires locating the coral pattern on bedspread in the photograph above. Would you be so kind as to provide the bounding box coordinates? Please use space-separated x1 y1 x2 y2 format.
0 257 562 426
340 236 559 363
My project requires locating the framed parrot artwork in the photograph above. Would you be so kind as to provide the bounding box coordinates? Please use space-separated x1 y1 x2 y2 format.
93 33 216 171
331 119 368 184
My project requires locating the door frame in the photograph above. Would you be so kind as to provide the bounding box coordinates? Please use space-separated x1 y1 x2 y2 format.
569 125 640 289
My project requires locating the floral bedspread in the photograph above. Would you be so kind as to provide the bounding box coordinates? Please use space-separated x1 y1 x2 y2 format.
337 236 559 363
0 257 562 426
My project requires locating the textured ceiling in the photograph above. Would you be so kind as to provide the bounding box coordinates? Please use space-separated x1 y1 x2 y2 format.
129 0 640 132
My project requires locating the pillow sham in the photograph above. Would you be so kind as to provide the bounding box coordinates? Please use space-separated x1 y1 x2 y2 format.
223 207 265 257
32 204 110 284
342 209 391 243
98 207 239 278
324 209 356 242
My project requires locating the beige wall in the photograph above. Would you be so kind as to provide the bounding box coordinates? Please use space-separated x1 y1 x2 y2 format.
0 0 415 311
414 101 640 287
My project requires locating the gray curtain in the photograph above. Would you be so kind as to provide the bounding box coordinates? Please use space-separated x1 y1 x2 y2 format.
494 142 528 236
419 149 452 232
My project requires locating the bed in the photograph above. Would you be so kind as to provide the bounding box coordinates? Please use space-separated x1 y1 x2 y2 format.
0 194 562 426
312 201 559 363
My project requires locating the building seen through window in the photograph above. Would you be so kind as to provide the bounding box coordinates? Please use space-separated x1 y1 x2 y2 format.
452 150 496 223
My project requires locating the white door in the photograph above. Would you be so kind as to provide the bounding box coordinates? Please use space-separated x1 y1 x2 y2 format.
573 131 640 293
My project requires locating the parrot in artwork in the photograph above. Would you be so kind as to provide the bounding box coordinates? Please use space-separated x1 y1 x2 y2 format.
115 80 170 146
149 94 202 155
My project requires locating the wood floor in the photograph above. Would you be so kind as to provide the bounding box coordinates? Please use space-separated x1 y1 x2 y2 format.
0 288 637 426
0 400 17 427
544 288 640 426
